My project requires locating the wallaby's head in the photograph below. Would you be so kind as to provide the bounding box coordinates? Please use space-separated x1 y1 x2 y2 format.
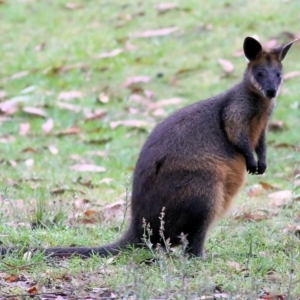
243 36 296 99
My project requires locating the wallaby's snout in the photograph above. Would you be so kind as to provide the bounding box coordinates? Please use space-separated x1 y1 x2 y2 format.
253 65 282 99
265 87 277 99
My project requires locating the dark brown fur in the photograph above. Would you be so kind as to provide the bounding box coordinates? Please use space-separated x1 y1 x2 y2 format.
1 37 296 258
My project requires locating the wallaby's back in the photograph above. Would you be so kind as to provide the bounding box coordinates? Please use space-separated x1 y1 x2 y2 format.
0 37 296 258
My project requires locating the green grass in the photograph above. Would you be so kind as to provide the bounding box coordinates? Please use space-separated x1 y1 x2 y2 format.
0 0 300 298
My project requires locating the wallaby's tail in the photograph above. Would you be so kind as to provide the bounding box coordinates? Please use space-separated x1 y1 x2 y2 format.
0 229 140 258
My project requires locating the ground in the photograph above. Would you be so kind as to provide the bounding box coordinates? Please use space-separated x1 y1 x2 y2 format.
0 0 300 299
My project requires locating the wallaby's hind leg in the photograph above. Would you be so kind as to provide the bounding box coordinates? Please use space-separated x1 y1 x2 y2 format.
185 225 210 257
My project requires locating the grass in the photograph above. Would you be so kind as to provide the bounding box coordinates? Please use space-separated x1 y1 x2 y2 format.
0 0 300 298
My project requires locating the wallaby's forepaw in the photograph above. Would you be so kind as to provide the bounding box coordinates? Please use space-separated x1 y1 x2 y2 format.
246 160 257 175
256 161 267 175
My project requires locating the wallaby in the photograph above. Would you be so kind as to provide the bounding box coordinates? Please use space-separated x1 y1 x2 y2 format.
1 37 296 258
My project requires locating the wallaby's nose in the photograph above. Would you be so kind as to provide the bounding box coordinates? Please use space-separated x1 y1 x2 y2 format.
265 89 276 99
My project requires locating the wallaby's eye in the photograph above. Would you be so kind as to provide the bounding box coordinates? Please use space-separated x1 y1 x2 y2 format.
256 71 263 77
276 72 281 78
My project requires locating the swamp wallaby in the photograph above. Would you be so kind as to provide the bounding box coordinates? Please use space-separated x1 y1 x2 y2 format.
1 37 296 258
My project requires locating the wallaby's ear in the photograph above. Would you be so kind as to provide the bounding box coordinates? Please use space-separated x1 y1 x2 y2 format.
243 37 263 61
273 39 297 61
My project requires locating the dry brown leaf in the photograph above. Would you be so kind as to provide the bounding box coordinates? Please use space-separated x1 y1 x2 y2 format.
97 48 124 59
47 63 88 75
268 120 285 132
34 42 46 52
156 3 178 14
218 59 234 73
247 184 264 197
284 224 300 236
234 213 268 222
150 98 182 110
232 49 244 57
56 101 81 113
273 142 294 149
48 145 59 155
0 99 19 114
84 209 98 217
100 200 125 222
22 107 47 118
263 39 279 50
27 285 38 294
57 91 83 101
98 92 110 103
122 76 151 88
283 71 300 80
21 147 37 153
65 2 83 9
0 135 15 143
25 159 34 167
110 119 150 129
10 71 29 80
4 275 19 282
42 118 54 133
259 181 276 190
84 109 107 121
70 164 106 173
56 127 81 136
268 190 292 207
132 27 179 38
19 122 30 136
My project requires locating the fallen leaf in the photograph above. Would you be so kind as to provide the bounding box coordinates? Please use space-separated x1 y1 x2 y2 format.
21 147 37 153
10 71 29 80
259 181 276 190
110 120 150 129
42 118 54 133
34 42 46 52
84 209 98 217
64 2 83 10
56 101 81 112
149 98 182 110
263 39 279 50
132 27 179 38
122 76 151 88
27 285 38 294
22 107 47 118
25 159 34 167
97 48 124 59
0 135 15 143
273 142 295 149
100 200 125 222
218 59 234 73
57 91 83 101
0 99 19 114
226 261 248 273
70 164 106 172
56 127 81 136
19 122 30 136
98 92 110 103
234 213 268 222
84 109 107 121
268 190 292 207
156 3 178 14
283 71 300 80
46 63 88 75
247 184 264 197
48 145 59 155
284 224 300 236
268 120 285 132
4 275 19 282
